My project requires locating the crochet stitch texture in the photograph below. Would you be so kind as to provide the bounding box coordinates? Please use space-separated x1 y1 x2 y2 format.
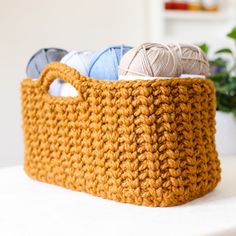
21 62 221 207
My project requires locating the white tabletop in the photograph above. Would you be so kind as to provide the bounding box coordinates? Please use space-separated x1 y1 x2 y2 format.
0 156 236 236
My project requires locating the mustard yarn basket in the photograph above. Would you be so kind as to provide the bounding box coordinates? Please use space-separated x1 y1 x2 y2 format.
21 62 221 207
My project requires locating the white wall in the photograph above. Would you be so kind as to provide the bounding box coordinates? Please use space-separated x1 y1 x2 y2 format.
0 0 148 166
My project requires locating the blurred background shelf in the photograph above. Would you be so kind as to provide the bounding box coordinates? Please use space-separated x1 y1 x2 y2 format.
164 10 230 21
148 0 236 47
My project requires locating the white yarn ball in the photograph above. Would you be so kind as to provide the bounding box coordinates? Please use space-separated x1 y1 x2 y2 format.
61 50 94 75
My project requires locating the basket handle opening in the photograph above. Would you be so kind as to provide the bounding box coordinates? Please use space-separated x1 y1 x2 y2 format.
38 62 86 100
58 80 78 97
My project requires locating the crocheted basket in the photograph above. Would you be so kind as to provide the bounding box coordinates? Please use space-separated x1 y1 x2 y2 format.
21 62 221 207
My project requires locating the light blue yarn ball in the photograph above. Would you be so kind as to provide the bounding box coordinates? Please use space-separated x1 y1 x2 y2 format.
60 50 94 76
87 45 132 81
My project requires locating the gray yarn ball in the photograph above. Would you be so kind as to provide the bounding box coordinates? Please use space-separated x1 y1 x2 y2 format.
26 48 68 96
26 48 68 78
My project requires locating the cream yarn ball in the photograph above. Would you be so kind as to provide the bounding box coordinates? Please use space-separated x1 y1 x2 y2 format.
118 42 209 79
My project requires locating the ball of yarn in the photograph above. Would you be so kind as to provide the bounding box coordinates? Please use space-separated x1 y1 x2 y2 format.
60 50 94 75
26 48 68 96
169 43 209 76
26 48 68 78
118 43 182 77
88 45 132 80
119 43 209 78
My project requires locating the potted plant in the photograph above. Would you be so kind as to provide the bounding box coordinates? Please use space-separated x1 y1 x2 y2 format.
200 26 236 155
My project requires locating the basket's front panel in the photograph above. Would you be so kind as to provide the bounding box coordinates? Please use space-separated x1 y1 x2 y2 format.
21 76 221 207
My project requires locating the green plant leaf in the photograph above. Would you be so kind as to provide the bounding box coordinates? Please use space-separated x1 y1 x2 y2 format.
227 27 236 40
208 73 227 82
208 71 230 83
217 103 232 112
233 110 236 117
199 43 209 54
206 26 236 115
217 91 236 110
210 58 227 67
216 78 236 92
215 48 233 54
216 82 236 94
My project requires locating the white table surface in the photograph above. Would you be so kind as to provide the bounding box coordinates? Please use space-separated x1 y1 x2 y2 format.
0 156 236 236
